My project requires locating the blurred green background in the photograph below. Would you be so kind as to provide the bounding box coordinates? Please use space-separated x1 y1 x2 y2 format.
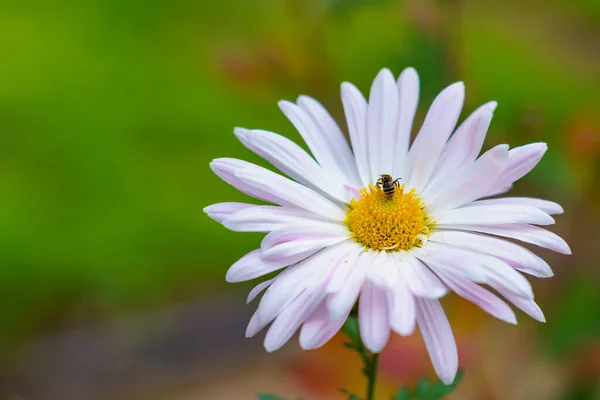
0 0 599 399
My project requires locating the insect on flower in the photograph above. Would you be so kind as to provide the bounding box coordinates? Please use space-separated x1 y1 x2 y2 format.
376 174 401 199
205 67 570 385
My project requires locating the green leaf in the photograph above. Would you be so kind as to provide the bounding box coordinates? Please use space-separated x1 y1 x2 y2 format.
341 316 360 343
391 370 464 400
340 387 363 400
391 387 409 400
257 394 285 400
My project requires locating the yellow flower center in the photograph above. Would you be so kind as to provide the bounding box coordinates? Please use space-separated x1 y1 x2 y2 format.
345 184 433 252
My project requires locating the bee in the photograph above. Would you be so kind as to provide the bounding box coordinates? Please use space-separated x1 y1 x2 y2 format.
376 174 401 199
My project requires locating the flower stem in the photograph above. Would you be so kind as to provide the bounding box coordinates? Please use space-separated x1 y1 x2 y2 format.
366 352 380 400
341 316 381 400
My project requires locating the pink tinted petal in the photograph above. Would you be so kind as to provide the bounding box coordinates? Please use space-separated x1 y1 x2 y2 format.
359 281 391 353
497 289 546 322
416 298 458 385
327 250 370 320
489 142 547 193
462 197 564 215
411 244 487 283
223 206 323 233
445 223 571 255
264 289 326 352
226 249 287 283
506 256 554 278
234 128 348 202
392 67 420 177
423 105 495 198
234 167 346 220
247 278 276 304
388 277 416 335
327 245 363 293
279 100 349 184
435 269 517 324
428 231 551 279
261 222 348 250
260 224 349 262
297 95 361 186
407 82 465 192
399 252 448 298
367 68 399 177
257 266 317 326
366 251 399 288
204 202 256 224
428 144 509 210
211 158 294 206
341 82 371 185
485 183 513 197
464 251 533 299
300 302 348 350
246 310 265 338
434 204 554 226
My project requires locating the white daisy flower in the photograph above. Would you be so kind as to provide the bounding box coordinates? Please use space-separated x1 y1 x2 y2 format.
205 68 570 384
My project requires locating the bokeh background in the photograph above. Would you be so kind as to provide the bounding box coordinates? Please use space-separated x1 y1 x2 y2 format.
1 0 599 399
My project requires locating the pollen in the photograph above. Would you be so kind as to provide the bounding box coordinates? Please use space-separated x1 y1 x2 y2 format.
345 184 433 252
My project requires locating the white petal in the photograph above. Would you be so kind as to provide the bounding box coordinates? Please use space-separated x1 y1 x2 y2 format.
434 269 517 324
444 223 571 255
326 244 363 293
398 252 448 298
423 105 495 198
497 289 546 322
485 183 513 197
297 95 361 185
300 302 348 350
246 309 266 338
327 249 369 320
506 256 554 278
279 100 349 183
366 250 399 288
388 276 416 335
260 223 349 262
226 249 287 283
488 142 547 193
223 206 324 233
341 82 371 185
359 281 391 353
234 128 348 202
257 244 345 325
428 231 552 279
428 144 509 211
247 278 276 303
411 244 487 283
463 251 533 299
367 68 399 177
416 298 458 385
234 167 346 220
264 288 326 352
407 82 465 192
462 197 564 215
211 158 294 205
204 202 256 224
392 67 420 178
434 204 555 226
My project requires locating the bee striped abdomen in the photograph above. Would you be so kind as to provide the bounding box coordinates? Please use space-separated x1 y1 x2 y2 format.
376 174 400 199
382 182 395 197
